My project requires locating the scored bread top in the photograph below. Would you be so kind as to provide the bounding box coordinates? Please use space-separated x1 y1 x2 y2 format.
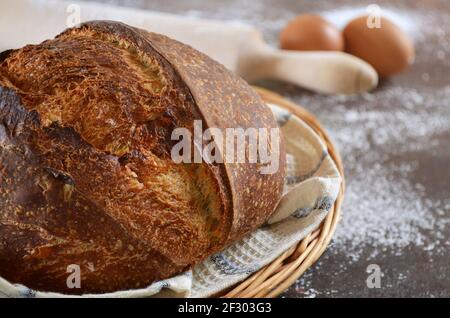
0 21 285 294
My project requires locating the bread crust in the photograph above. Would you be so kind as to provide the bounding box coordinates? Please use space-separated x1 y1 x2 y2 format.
0 21 285 294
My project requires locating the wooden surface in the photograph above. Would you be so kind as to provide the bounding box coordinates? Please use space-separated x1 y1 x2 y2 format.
76 0 449 298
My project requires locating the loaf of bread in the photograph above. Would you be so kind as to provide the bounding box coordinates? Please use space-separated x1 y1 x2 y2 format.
0 21 285 294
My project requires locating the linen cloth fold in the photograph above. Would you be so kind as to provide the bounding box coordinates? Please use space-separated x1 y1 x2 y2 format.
0 103 342 298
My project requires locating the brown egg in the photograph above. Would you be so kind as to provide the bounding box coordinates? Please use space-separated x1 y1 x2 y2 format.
343 15 414 77
280 15 344 51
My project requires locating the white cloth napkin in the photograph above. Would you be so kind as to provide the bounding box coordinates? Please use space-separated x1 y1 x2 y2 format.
0 103 342 298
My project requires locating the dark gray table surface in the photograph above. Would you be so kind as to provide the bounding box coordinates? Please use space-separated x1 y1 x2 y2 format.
81 0 449 297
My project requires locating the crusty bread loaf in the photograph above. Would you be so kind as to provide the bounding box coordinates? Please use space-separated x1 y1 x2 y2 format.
0 21 285 294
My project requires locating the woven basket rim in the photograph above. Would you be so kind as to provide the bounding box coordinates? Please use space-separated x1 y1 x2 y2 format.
217 87 346 298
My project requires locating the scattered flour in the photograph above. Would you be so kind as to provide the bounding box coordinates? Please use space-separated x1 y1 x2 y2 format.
289 84 450 262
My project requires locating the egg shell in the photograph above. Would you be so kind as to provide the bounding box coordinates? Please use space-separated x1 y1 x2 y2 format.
280 15 344 51
343 15 415 77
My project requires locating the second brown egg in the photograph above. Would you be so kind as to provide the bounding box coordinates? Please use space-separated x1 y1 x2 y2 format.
343 15 415 77
280 15 344 51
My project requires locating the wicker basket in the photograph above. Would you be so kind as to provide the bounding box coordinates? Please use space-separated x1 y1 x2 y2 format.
217 87 346 298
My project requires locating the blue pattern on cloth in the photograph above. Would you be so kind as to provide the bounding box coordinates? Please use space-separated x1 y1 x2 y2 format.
211 254 259 275
292 196 334 219
274 107 292 127
19 287 37 298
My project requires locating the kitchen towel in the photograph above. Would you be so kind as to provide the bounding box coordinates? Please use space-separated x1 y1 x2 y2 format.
0 102 342 298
